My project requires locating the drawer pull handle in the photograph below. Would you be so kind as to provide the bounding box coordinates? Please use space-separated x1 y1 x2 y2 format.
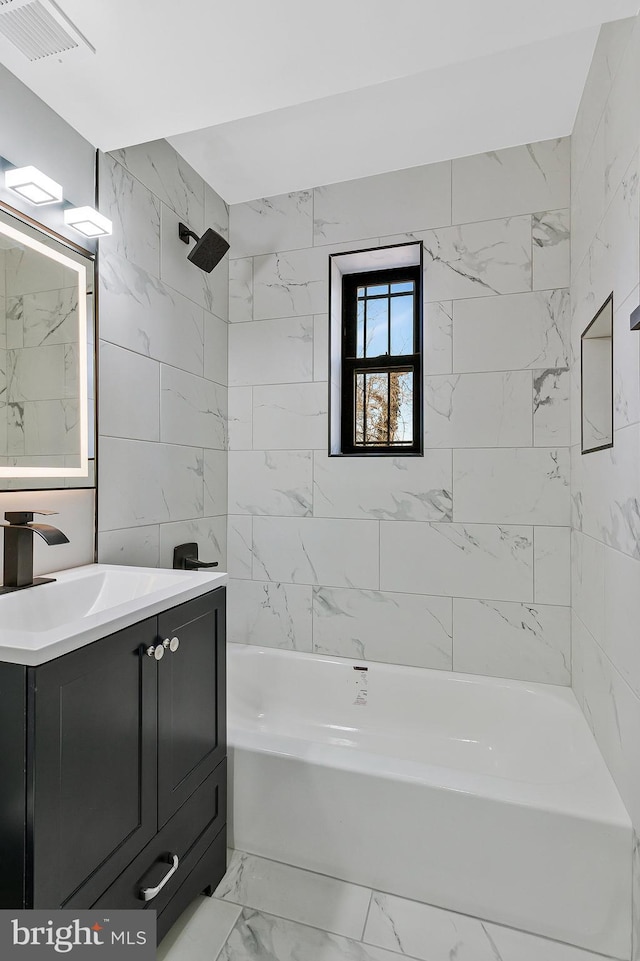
145 644 164 660
139 853 179 901
163 636 180 653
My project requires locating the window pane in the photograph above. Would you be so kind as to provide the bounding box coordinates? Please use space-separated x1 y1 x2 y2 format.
365 297 388 357
357 287 366 299
390 294 414 355
366 284 389 296
390 281 414 293
356 299 365 357
390 371 413 444
354 369 414 447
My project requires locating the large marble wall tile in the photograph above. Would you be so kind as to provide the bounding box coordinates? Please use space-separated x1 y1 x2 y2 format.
314 162 451 245
230 191 313 258
20 287 78 347
227 515 253 579
253 248 327 320
97 525 160 567
424 301 452 374
215 850 369 938
453 290 569 373
314 450 452 522
594 152 640 311
5 246 64 297
228 450 312 516
614 287 640 431
483 918 623 961
533 368 571 447
604 20 640 204
572 18 634 194
363 891 499 961
160 365 226 449
313 587 452 669
204 310 228 387
110 140 206 233
229 316 313 387
425 372 532 448
158 515 226 569
604 545 640 699
100 251 204 376
253 516 379 589
380 522 533 601
229 257 253 323
422 216 532 302
18 400 79 457
533 210 571 290
99 438 203 530
453 448 570 526
204 181 230 240
204 449 228 517
6 345 67 401
572 531 605 644
220 908 406 961
313 314 329 381
534 527 571 606
453 598 570 684
228 386 253 450
571 123 606 282
160 203 221 315
99 153 161 277
579 423 640 560
452 139 570 224
253 382 327 449
228 580 312 650
99 343 159 441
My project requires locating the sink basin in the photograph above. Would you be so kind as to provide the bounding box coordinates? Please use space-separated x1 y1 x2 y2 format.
0 563 227 664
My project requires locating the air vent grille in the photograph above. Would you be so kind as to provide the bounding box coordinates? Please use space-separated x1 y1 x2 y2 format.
0 0 79 60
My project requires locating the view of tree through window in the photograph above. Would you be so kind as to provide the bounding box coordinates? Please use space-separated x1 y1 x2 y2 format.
341 266 422 454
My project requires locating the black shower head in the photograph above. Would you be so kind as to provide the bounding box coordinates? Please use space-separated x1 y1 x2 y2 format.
178 222 230 273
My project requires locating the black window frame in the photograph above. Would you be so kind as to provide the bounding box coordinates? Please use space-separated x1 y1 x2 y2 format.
340 265 423 456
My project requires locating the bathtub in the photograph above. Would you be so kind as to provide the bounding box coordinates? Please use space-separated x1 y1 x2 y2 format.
227 646 632 958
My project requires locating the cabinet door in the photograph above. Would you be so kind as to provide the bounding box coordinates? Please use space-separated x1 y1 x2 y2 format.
30 619 157 908
157 588 226 827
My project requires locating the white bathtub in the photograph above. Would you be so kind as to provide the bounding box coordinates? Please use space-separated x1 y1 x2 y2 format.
227 646 632 958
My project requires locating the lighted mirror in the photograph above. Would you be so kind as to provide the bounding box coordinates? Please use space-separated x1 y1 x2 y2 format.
0 204 95 489
581 293 613 455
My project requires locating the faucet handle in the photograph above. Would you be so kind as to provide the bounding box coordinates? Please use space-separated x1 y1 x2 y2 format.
5 510 58 524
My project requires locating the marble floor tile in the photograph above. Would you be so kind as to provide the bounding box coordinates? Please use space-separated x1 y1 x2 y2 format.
157 896 241 961
215 851 371 940
219 909 406 961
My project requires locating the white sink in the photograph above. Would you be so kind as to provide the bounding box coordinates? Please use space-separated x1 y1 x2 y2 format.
0 563 227 665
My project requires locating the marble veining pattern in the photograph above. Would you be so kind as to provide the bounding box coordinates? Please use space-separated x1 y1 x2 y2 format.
159 850 622 961
227 579 312 650
533 210 571 290
230 191 313 258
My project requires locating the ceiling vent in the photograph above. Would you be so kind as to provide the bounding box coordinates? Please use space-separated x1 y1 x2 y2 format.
0 0 94 61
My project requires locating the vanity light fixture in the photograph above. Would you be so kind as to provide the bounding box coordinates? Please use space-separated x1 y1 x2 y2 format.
5 165 63 205
64 205 112 238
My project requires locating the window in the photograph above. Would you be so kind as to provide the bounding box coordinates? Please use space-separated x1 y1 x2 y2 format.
329 243 423 456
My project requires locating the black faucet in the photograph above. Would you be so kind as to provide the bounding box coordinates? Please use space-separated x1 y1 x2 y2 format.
1 510 69 593
173 542 218 571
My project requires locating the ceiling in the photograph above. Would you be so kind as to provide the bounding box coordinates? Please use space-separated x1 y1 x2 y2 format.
0 0 638 202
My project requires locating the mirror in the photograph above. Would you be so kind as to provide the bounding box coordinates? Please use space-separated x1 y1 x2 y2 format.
581 293 613 455
0 204 95 489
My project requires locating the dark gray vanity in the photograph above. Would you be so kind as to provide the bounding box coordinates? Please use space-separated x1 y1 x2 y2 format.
0 583 227 942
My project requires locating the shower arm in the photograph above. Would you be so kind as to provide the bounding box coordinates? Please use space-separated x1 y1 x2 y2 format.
178 222 200 245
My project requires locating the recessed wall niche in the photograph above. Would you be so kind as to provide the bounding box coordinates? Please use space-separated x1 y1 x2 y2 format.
581 293 613 454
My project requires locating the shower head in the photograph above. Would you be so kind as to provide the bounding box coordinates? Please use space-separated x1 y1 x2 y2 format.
178 222 230 273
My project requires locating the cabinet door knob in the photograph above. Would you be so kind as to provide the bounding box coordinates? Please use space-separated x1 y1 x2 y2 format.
139 853 179 901
146 644 164 660
163 636 180 653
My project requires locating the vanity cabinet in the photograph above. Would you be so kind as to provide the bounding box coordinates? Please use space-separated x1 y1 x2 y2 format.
0 586 226 941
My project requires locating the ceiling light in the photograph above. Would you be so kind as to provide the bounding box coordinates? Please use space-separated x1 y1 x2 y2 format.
5 165 63 205
64 206 112 238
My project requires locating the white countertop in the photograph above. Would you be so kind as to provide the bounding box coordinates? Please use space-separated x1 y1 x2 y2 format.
0 563 227 665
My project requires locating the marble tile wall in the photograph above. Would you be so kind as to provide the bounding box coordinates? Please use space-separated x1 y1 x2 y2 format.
97 142 228 569
227 136 571 684
570 14 640 896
